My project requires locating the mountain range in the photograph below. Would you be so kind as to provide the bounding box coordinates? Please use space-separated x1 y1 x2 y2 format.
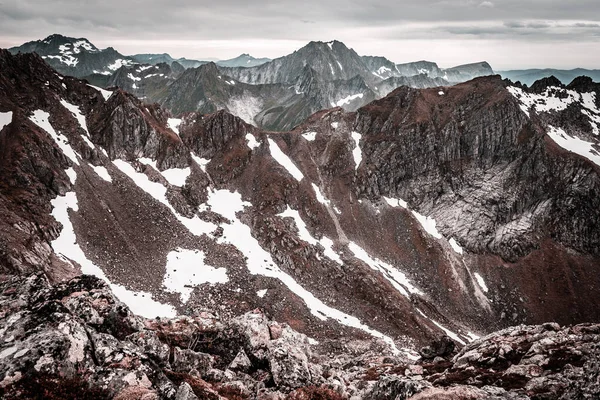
2 34 600 398
499 68 600 86
9 34 494 130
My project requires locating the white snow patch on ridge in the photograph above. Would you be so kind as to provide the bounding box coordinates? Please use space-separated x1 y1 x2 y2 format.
411 210 442 239
91 165 112 182
0 111 12 130
268 138 304 181
302 131 317 141
88 84 113 101
333 93 364 107
416 309 466 345
449 238 463 254
246 133 260 150
205 189 401 353
60 99 90 136
383 196 408 209
278 206 342 264
161 167 191 187
507 86 581 116
351 131 362 170
474 272 489 293
30 110 79 165
163 248 228 302
348 242 422 298
546 125 600 167
167 118 182 135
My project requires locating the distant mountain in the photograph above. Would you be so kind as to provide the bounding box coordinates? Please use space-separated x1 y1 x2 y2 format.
499 68 600 86
444 61 494 83
219 40 374 85
216 53 271 68
395 60 443 79
153 62 378 131
8 34 136 77
7 34 495 130
131 53 207 69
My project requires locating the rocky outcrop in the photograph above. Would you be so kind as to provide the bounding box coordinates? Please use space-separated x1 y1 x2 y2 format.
1 273 598 399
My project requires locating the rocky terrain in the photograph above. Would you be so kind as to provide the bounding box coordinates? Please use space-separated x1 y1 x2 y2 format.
0 45 600 398
1 273 598 399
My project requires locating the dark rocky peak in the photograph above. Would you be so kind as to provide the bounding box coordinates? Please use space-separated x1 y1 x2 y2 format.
170 60 185 75
10 33 100 56
530 75 564 93
91 89 187 167
179 109 257 159
567 75 600 94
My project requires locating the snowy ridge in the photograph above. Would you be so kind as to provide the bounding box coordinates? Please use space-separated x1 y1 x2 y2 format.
546 125 600 167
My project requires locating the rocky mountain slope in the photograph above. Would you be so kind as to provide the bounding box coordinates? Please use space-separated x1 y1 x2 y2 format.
1 48 600 397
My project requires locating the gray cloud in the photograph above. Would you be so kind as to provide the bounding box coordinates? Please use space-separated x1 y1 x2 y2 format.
0 0 599 69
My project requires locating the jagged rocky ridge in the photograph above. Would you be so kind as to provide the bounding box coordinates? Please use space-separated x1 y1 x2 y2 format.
1 49 600 396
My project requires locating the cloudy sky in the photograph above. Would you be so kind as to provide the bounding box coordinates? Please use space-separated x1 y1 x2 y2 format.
1 0 599 69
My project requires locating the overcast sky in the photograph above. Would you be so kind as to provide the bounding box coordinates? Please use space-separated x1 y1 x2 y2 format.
1 0 599 69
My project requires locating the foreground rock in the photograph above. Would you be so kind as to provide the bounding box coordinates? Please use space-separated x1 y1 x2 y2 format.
0 273 598 399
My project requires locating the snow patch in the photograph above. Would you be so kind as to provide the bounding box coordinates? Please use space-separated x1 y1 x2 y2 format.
163 248 228 302
191 154 210 173
127 73 141 82
474 272 489 293
167 118 182 135
87 84 113 101
383 196 408 209
91 165 112 182
334 93 364 107
302 131 317 141
546 125 600 166
113 160 216 236
50 169 175 318
351 131 362 170
0 111 12 130
29 110 79 165
331 122 339 129
348 242 422 298
267 138 304 181
257 289 268 298
416 309 466 345
161 167 191 187
411 210 443 239
60 99 90 136
227 95 262 126
107 59 134 71
449 238 463 254
246 133 260 150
